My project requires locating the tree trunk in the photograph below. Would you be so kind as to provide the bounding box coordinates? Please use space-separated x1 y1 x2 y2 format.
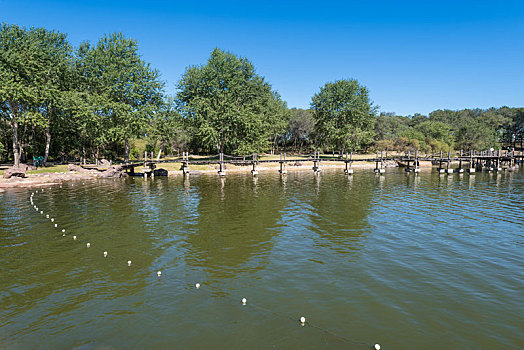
43 124 51 166
156 141 164 161
12 117 20 167
124 139 130 164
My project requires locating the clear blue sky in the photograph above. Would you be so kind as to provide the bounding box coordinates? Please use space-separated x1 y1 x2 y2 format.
1 0 523 116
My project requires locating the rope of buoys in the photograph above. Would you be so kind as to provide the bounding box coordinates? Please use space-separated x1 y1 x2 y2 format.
30 185 379 349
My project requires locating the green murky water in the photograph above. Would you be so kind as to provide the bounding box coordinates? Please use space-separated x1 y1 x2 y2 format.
1 169 523 349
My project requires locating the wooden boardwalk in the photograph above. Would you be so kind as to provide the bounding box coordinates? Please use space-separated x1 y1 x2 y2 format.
113 150 522 176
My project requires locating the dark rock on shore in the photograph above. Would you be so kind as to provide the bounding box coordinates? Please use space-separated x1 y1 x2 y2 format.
3 166 27 179
99 165 124 178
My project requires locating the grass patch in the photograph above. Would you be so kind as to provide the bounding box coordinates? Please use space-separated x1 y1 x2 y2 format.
27 164 70 174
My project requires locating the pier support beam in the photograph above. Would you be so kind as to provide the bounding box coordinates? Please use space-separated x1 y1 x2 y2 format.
374 151 385 174
251 153 259 176
218 153 226 176
279 153 287 174
313 151 320 173
182 152 190 175
344 152 353 175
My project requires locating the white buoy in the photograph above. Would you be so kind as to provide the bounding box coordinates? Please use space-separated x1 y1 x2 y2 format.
62 229 65 233
40 211 43 214
241 298 247 305
300 316 306 325
73 235 77 240
195 283 201 289
51 218 54 222
104 251 108 257
62 233 66 237
374 344 381 350
86 242 90 248
127 260 132 266
54 224 57 227
157 271 162 277
46 214 49 218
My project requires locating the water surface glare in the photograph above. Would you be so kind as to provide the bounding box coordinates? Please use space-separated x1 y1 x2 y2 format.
1 169 523 349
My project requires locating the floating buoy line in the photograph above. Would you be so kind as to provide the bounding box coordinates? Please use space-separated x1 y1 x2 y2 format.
29 185 378 349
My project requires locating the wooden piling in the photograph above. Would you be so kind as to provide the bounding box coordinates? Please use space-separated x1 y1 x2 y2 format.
279 153 287 174
218 153 226 176
251 153 259 176
313 151 320 173
344 152 353 175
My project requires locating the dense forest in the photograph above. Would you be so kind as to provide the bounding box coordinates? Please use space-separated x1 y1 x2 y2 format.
1 24 523 166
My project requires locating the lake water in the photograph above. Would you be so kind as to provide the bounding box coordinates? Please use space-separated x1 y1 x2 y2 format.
1 169 523 349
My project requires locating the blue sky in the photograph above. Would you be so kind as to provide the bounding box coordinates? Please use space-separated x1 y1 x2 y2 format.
1 0 523 115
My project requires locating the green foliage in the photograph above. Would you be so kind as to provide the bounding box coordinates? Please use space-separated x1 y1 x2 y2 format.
287 108 315 152
177 48 287 155
76 33 164 161
1 24 522 162
146 97 190 156
129 139 147 160
374 114 410 140
0 24 74 165
311 79 377 152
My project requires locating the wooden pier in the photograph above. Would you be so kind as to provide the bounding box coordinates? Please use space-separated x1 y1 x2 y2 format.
85 149 523 177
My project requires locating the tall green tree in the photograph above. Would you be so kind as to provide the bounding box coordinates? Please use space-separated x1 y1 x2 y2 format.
311 79 376 153
76 33 164 162
0 24 73 167
176 48 286 155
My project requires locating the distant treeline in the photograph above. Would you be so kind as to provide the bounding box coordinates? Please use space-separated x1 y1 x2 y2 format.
1 24 523 166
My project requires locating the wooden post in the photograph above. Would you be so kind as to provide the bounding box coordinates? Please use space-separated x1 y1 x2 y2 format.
251 153 258 176
218 153 226 176
414 149 420 173
313 151 320 173
182 152 190 175
345 152 353 175
279 153 287 174
468 150 475 173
